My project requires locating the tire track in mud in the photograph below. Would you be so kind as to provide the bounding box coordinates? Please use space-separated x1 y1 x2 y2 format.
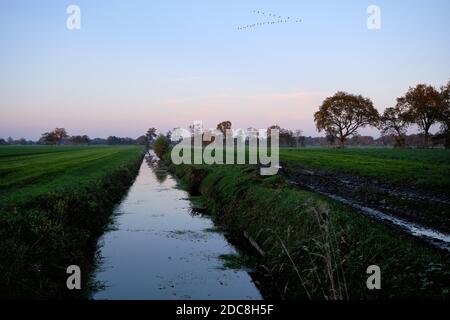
282 163 450 252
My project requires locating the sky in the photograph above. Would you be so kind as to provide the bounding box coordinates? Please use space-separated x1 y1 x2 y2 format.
1 0 450 140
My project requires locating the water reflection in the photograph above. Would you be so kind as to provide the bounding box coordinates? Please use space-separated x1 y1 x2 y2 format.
145 155 168 184
91 155 261 300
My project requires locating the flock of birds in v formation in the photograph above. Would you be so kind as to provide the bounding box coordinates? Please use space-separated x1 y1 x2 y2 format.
238 10 302 31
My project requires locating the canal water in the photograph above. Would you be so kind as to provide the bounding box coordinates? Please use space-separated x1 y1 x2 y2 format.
91 155 262 300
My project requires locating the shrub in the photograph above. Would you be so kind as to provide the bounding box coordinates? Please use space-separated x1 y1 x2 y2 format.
153 135 170 158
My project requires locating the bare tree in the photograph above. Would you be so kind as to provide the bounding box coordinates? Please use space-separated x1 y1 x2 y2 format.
293 130 305 148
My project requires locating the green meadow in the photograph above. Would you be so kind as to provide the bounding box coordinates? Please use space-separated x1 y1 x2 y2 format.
0 146 144 206
183 146 450 191
280 147 450 191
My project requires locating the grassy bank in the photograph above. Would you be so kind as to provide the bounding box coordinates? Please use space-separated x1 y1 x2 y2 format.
280 148 450 192
166 158 450 299
0 146 145 298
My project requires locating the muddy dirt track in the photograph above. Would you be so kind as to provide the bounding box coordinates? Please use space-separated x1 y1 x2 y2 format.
282 162 450 251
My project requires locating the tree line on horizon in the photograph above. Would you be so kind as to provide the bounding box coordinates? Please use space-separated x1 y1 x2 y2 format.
0 128 159 147
1 80 449 149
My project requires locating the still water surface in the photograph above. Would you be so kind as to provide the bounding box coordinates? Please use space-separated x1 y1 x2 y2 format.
92 157 261 300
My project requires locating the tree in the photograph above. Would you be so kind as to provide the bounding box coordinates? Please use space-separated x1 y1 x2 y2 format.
397 84 445 148
106 136 120 145
280 129 294 146
216 121 232 135
40 131 59 145
165 130 172 141
0 138 7 145
53 128 69 144
379 106 409 148
153 135 170 158
39 128 68 145
135 135 147 145
438 80 450 148
267 125 281 137
267 126 294 146
70 135 90 145
267 125 280 146
350 135 374 146
293 130 305 148
17 138 27 145
106 136 134 145
266 125 281 140
314 92 379 147
146 128 157 148
325 129 337 146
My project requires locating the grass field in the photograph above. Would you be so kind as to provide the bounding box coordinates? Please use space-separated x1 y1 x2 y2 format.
0 145 144 298
280 147 450 191
2 145 449 299
163 145 450 299
0 146 144 207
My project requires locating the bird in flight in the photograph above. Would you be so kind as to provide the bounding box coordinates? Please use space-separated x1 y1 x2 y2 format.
238 10 302 31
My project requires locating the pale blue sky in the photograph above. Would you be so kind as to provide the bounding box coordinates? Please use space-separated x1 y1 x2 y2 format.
1 0 449 139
